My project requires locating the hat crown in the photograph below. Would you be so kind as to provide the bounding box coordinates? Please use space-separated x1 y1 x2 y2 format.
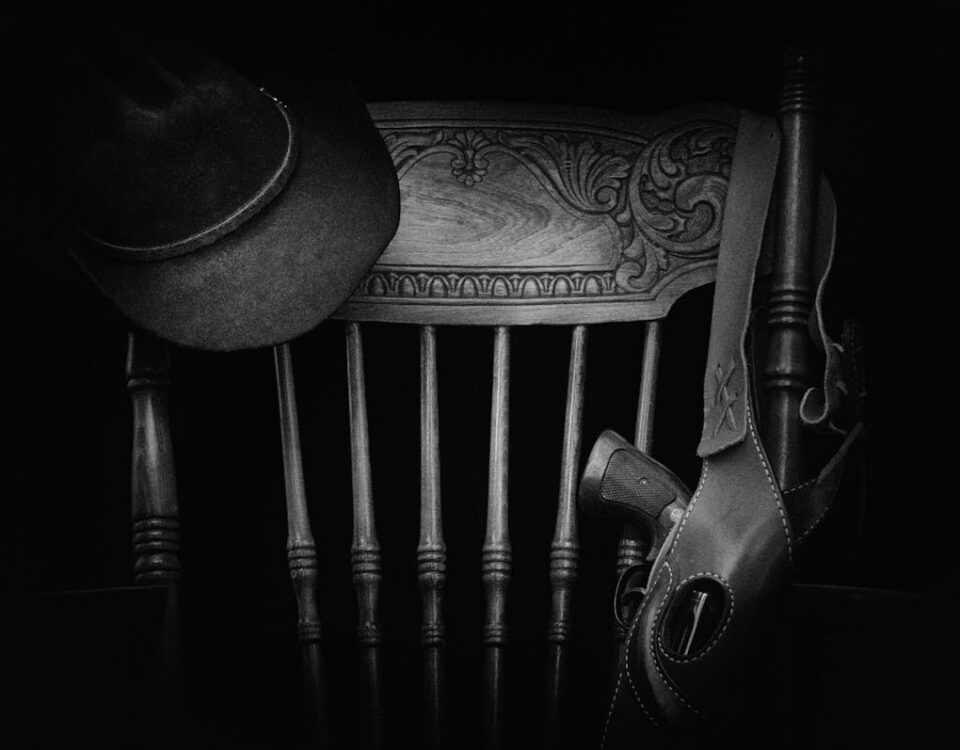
64 36 295 260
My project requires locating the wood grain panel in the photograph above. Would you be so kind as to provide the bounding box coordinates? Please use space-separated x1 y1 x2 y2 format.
382 155 620 270
335 102 739 326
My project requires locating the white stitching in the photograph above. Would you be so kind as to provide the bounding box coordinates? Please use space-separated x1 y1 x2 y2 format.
795 501 833 544
599 659 625 748
657 572 735 664
782 475 817 496
622 458 712 720
745 404 793 561
625 657 663 731
624 565 668 729
604 400 788 737
623 567 665 729
667 459 709 560
647 563 705 718
601 563 667 747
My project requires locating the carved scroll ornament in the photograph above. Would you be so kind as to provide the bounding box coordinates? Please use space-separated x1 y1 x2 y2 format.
344 112 737 321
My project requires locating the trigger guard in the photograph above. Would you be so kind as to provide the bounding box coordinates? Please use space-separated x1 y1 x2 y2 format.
614 563 651 630
615 512 686 630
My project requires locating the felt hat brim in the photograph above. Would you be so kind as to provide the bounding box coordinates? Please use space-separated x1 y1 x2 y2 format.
62 64 399 351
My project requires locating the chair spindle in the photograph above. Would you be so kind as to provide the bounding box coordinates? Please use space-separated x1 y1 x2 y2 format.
274 343 327 748
345 322 385 749
545 325 588 748
763 47 819 488
483 326 512 750
127 332 181 587
126 331 184 743
419 325 446 750
613 321 662 651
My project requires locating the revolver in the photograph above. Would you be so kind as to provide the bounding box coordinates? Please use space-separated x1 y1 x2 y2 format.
578 429 690 554
579 429 693 628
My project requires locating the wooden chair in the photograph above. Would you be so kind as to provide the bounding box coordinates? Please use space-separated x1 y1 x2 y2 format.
125 58 824 748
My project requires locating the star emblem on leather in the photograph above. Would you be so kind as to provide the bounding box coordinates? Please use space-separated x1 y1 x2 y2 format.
711 360 739 437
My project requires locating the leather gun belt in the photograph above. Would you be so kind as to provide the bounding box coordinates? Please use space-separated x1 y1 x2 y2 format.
600 111 860 748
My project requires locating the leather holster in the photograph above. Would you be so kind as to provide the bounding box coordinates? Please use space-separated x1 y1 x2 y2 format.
600 111 859 748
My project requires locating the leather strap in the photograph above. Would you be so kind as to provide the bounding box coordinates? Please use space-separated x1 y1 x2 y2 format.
601 107 865 747
799 178 847 434
697 114 782 457
783 421 863 544
604 112 785 746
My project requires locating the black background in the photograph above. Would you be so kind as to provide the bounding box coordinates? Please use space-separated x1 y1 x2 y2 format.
2 2 957 748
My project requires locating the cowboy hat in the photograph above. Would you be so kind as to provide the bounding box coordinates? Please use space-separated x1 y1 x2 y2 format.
47 32 399 351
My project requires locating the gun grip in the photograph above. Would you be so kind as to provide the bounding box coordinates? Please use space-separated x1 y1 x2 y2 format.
579 430 691 548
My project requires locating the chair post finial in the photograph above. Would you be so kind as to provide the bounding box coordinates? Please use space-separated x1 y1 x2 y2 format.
763 45 821 487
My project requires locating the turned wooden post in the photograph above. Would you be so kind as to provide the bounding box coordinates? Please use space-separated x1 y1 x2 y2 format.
345 323 385 748
544 325 588 748
274 343 327 747
764 46 820 488
482 326 512 750
419 325 447 750
126 331 184 746
613 321 662 655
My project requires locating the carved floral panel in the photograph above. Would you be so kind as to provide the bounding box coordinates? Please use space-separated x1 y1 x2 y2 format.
340 107 737 323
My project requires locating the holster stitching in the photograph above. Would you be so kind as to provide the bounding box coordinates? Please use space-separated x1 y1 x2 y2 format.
795 500 833 544
782 475 817 496
666 459 710 560
657 571 735 664
745 402 793 561
648 563 705 718
601 564 666 747
624 565 667 729
599 662 626 749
